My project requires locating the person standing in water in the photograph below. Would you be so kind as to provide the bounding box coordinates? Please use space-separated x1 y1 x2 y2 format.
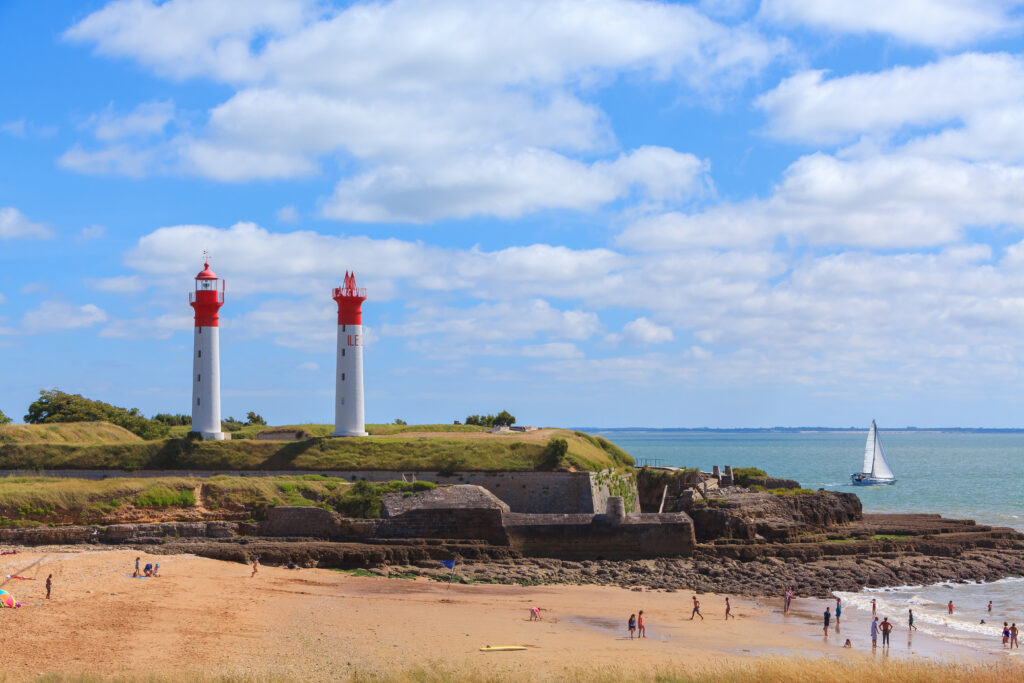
880 617 894 648
989 601 993 613
870 617 879 648
1011 623 1019 649
1003 623 1010 647
637 610 646 638
871 598 877 617
908 609 917 631
834 598 842 632
784 587 792 615
823 607 831 636
725 597 735 620
948 600 954 615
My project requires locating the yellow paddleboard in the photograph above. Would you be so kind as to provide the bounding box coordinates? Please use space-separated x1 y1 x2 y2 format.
479 645 527 652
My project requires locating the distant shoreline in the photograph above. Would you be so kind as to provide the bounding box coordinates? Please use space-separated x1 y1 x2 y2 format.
580 426 1024 434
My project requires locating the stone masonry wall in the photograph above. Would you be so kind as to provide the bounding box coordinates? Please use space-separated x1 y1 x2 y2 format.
504 512 695 560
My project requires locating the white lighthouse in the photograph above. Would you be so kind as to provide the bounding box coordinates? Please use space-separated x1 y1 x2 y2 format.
333 271 368 437
189 261 229 440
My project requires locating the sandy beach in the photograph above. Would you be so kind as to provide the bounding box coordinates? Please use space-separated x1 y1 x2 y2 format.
0 548 996 681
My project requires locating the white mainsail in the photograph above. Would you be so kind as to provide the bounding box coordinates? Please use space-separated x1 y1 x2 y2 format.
862 420 895 479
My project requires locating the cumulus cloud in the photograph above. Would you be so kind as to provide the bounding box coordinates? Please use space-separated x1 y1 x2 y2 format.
623 317 674 344
22 301 108 332
62 0 778 220
759 0 1023 47
0 207 54 240
76 225 107 242
276 205 299 223
90 100 175 140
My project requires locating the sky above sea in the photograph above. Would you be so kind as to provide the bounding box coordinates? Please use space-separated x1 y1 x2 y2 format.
4 1 1024 427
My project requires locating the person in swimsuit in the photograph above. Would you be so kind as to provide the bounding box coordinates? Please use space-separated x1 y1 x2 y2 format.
908 609 917 631
835 598 842 631
870 617 879 648
1011 623 1019 649
690 596 703 621
844 638 852 648
880 617 893 647
133 557 140 578
871 598 877 617
784 587 792 615
989 600 993 613
1003 623 1010 647
153 563 160 577
251 555 259 578
948 600 954 615
529 606 541 621
45 574 52 599
823 607 831 636
637 610 646 638
725 597 734 620
628 613 637 639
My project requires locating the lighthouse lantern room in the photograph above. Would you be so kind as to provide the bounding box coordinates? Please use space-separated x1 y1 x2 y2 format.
333 272 368 437
189 260 230 440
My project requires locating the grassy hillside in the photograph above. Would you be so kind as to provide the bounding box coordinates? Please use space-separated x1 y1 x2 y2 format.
165 423 489 439
0 425 633 472
0 422 143 444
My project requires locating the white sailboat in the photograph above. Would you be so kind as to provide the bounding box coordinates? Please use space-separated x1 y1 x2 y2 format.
850 420 896 486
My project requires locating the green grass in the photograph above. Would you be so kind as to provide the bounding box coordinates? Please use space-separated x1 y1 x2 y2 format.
870 534 911 541
0 426 631 472
0 421 143 444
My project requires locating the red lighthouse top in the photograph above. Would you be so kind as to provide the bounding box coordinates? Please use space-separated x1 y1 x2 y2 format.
332 271 367 325
190 261 225 327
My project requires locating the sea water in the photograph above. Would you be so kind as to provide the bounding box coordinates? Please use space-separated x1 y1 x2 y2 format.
597 430 1024 655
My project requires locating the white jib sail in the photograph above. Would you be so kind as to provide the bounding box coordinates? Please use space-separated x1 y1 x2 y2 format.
870 423 895 479
862 421 877 474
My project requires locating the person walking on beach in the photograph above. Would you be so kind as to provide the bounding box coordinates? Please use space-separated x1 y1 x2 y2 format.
690 596 703 621
251 555 259 578
637 610 646 638
880 617 893 648
908 609 917 631
871 598 876 617
823 607 831 636
45 574 51 600
628 613 637 639
948 600 954 615
1011 623 1019 649
870 617 879 648
725 597 735 620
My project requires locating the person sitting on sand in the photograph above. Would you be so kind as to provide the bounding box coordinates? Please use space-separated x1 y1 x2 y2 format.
690 596 703 621
1003 623 1010 647
823 607 831 636
725 597 734 620
908 609 917 631
871 617 879 648
844 638 852 648
529 607 541 621
880 617 894 647
628 613 637 639
637 610 646 638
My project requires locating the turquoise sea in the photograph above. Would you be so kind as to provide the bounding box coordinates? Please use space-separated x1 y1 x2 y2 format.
597 430 1024 655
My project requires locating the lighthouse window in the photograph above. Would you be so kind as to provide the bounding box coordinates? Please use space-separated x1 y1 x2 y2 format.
342 373 346 381
342 349 345 357
197 398 200 406
197 374 201 382
342 324 346 332
198 349 201 358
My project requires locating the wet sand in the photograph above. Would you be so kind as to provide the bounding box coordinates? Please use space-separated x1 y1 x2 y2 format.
0 549 982 681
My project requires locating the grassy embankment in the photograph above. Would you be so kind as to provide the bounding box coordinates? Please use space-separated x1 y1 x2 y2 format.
0 423 633 472
0 474 449 526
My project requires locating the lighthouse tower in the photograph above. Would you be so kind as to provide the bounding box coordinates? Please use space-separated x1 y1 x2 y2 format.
189 261 229 441
333 272 368 437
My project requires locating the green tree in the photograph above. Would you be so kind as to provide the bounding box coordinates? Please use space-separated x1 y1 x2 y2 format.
24 389 168 439
492 410 516 427
221 417 245 432
0 409 11 425
393 418 407 425
152 413 191 426
540 437 569 470
245 411 267 426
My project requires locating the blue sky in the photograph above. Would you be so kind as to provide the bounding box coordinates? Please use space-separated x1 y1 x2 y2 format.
4 0 1024 428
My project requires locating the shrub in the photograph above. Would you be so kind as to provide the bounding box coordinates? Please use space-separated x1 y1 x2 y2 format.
732 467 768 485
134 486 196 508
332 480 434 518
24 389 169 439
539 437 569 470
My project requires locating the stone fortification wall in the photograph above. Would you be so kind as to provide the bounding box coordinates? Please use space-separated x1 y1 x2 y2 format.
6 469 638 515
379 485 510 544
504 511 695 560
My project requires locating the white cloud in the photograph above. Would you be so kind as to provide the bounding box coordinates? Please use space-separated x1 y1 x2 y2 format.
521 342 584 359
1 120 26 137
756 53 1024 144
623 317 674 344
297 361 320 372
20 282 48 295
98 313 190 339
90 100 175 140
1 119 57 138
22 301 108 332
759 0 1023 47
58 144 154 177
76 224 107 242
382 300 601 343
276 205 299 223
0 293 6 304
323 147 708 222
0 207 54 240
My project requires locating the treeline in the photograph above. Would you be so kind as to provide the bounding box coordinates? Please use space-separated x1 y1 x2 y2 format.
464 410 516 427
15 389 267 439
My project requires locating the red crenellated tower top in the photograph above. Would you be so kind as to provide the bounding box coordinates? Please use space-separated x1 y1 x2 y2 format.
189 261 225 327
333 271 367 325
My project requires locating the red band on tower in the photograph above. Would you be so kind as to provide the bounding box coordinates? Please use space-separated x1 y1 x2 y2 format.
189 261 225 327
333 271 367 325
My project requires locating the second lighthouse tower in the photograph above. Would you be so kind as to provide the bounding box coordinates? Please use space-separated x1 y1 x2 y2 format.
333 272 368 437
190 260 229 440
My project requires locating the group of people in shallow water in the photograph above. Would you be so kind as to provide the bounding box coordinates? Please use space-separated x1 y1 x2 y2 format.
803 588 1022 650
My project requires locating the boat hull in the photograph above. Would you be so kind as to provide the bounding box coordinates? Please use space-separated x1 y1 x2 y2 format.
850 474 896 486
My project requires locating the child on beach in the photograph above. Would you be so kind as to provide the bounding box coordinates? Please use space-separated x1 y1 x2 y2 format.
989 600 993 613
725 597 734 620
908 609 917 631
628 613 637 639
637 610 646 638
871 598 876 617
948 600 954 615
529 606 541 621
133 557 140 578
45 574 51 599
251 555 259 578
844 638 852 648
823 607 831 636
690 596 703 621
153 563 160 577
